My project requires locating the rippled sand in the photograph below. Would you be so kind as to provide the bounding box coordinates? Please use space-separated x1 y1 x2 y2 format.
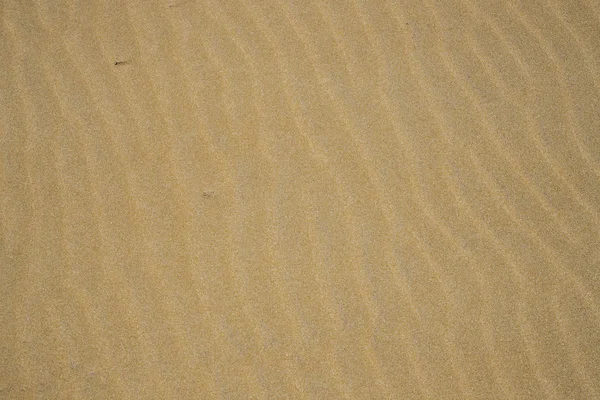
1 0 599 398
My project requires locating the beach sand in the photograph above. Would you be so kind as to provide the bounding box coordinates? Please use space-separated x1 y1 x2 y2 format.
1 0 599 398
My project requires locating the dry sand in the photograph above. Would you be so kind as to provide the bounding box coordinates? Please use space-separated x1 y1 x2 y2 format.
1 0 600 398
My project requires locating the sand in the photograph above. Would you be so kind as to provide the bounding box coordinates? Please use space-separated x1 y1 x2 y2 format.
1 0 599 398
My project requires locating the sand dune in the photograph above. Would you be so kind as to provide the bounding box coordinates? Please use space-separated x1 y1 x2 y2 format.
1 0 599 398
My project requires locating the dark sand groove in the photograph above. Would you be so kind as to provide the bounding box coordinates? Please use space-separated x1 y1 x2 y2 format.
2 0 600 399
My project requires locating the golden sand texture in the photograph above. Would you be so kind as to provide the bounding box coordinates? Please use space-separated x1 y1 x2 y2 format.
1 0 599 398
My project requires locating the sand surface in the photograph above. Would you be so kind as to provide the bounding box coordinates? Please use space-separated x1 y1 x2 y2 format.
1 0 600 398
